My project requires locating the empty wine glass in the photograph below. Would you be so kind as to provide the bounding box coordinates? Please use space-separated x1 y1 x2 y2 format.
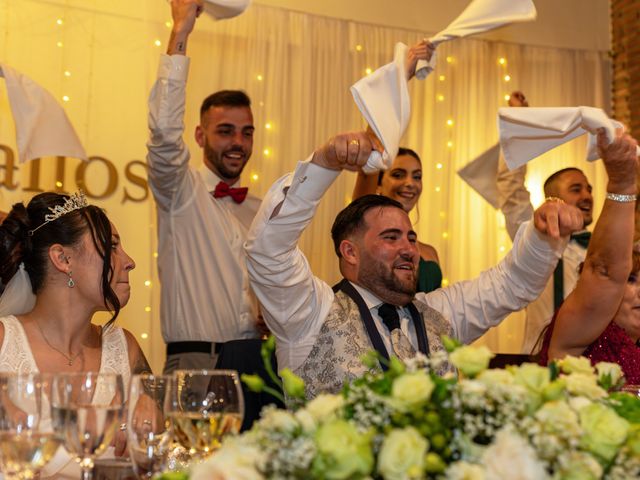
166 370 243 464
0 373 59 480
50 372 124 480
127 374 172 479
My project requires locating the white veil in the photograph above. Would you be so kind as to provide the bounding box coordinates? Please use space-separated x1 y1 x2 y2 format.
0 263 36 317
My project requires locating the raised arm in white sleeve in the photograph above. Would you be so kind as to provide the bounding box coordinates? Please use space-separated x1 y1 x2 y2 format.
245 160 340 369
419 220 567 344
146 54 193 211
496 152 535 241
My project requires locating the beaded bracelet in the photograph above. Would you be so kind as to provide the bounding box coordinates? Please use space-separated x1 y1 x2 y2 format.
606 192 637 203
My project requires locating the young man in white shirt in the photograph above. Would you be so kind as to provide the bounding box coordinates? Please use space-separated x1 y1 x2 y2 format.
147 0 275 426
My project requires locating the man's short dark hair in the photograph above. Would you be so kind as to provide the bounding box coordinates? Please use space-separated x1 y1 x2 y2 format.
543 167 584 196
377 147 422 185
331 194 404 257
200 90 251 118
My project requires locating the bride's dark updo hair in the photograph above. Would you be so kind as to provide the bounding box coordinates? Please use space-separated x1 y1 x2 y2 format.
0 192 121 323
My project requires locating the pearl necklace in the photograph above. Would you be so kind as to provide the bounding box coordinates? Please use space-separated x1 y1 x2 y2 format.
34 319 83 366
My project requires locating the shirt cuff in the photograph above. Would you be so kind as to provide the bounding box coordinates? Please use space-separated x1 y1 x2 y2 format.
286 155 341 202
520 220 569 259
157 54 190 82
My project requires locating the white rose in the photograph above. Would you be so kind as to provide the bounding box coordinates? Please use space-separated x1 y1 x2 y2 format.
449 346 494 377
192 437 265 480
445 461 486 480
259 408 299 433
558 356 594 376
390 371 435 411
595 362 624 386
511 364 550 395
481 428 549 480
477 369 515 387
378 427 428 480
305 393 344 422
294 408 317 433
534 400 581 437
568 396 593 412
556 451 602 480
564 373 607 400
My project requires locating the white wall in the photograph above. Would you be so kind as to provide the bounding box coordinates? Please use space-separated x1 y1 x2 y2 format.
256 0 610 52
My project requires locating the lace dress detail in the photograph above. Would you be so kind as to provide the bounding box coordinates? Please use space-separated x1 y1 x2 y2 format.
0 315 130 388
99 324 131 401
0 315 39 372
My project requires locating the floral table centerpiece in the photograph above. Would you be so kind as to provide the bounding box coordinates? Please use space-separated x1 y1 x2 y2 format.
159 338 640 480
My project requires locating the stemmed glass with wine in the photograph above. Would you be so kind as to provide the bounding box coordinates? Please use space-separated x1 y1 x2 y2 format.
0 373 59 479
166 370 243 464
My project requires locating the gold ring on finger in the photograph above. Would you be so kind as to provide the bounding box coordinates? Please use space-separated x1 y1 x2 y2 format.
349 139 359 147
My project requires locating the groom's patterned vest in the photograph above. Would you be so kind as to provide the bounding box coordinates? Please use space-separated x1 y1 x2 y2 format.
294 290 456 399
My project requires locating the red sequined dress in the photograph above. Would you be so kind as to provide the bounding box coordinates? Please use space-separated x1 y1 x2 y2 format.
539 319 640 384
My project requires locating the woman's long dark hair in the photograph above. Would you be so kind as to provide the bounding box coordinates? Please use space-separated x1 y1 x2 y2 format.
0 192 121 327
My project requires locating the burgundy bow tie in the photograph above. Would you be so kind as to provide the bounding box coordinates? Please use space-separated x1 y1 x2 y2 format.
213 181 248 204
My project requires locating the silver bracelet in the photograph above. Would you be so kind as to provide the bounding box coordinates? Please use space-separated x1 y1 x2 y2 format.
606 192 637 203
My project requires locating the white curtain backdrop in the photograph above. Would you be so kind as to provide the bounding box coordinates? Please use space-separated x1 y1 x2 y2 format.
0 0 610 371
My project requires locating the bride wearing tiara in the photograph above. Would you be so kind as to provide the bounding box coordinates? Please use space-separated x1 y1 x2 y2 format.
0 191 150 478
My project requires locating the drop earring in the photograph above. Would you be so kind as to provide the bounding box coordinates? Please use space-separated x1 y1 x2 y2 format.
67 271 75 288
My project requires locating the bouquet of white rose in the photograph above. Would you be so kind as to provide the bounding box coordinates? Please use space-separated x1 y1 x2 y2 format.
158 337 640 480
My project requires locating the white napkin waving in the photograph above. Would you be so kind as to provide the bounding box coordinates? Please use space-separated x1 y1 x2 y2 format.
0 63 87 164
457 143 501 208
350 42 410 174
416 0 537 79
498 106 640 170
203 0 251 20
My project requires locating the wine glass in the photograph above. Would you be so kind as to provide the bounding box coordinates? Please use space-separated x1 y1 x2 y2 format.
167 370 244 463
50 372 124 480
127 374 172 479
0 373 59 480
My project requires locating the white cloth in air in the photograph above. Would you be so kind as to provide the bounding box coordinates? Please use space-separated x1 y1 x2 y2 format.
415 0 537 79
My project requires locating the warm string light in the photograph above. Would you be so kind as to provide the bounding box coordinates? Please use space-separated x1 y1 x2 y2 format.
436 52 457 261
498 56 512 101
365 67 372 75
154 39 162 47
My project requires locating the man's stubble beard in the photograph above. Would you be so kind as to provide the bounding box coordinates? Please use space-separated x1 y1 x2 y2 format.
204 142 249 181
357 251 416 306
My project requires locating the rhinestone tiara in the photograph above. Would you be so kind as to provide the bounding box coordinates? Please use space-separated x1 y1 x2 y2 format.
28 191 89 236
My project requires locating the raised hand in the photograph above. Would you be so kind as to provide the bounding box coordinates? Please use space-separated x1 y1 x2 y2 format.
312 131 377 172
533 198 584 239
167 0 204 55
508 90 529 107
597 128 639 195
405 40 436 80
